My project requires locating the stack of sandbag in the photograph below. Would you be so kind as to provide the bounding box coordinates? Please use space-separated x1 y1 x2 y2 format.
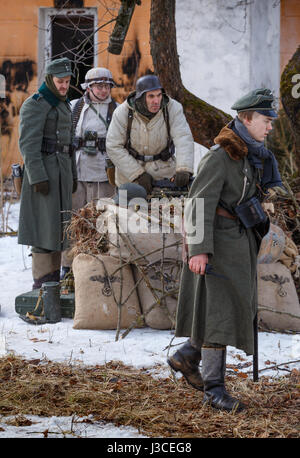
257 223 300 332
72 253 143 330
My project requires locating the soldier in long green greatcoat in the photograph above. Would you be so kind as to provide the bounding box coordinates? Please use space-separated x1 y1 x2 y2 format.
18 58 77 289
168 89 286 413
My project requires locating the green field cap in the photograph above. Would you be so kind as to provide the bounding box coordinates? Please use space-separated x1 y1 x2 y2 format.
45 57 74 77
231 88 277 117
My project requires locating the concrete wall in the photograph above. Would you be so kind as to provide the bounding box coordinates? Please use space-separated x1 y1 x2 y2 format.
176 0 281 117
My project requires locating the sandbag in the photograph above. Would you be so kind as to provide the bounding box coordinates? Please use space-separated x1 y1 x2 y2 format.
279 234 300 274
257 262 300 332
96 198 183 264
72 253 143 330
257 223 286 264
132 261 181 330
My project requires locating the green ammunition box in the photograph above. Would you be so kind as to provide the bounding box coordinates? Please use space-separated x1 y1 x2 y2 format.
15 289 75 319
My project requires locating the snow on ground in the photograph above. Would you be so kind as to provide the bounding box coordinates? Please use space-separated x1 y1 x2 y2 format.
0 203 299 438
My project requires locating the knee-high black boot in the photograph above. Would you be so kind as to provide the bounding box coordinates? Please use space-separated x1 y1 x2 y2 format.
167 340 203 391
201 347 245 412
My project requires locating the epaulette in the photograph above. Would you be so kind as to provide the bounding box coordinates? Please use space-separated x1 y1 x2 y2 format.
32 92 43 102
210 144 220 151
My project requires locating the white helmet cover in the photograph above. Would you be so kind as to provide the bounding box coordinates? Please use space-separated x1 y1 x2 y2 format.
81 67 115 90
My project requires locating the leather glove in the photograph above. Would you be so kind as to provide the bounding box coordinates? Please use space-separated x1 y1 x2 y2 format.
72 179 78 194
174 171 190 188
134 172 153 195
33 180 49 196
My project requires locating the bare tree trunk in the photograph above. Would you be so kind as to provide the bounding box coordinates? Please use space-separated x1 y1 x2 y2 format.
281 45 300 174
149 0 231 148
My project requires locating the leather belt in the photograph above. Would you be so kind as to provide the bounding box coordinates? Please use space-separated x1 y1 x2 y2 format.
128 144 175 162
216 206 237 220
42 139 72 155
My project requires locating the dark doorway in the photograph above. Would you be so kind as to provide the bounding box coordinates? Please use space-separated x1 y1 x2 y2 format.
51 14 95 100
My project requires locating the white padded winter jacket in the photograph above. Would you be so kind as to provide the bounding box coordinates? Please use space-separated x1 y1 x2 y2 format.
106 95 194 186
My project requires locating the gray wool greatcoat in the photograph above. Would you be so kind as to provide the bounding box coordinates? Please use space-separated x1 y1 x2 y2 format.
18 84 76 252
175 126 263 355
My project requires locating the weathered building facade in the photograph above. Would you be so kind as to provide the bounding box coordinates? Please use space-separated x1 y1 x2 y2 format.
0 0 299 176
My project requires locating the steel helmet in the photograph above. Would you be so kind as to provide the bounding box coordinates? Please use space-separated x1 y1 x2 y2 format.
81 67 115 90
135 75 163 100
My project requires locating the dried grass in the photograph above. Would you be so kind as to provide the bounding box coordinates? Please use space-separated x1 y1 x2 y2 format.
0 355 299 438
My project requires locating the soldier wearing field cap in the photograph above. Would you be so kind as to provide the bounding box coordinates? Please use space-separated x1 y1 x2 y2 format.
168 88 285 413
18 57 76 289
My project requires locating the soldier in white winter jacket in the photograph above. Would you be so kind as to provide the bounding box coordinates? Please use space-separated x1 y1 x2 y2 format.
106 75 194 194
61 67 117 278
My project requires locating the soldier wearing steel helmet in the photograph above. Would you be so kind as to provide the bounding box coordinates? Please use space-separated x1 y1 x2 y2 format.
60 67 118 278
106 74 194 195
17 57 76 289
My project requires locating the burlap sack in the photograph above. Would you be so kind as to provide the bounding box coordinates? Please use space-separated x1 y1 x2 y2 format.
257 223 286 264
72 253 143 330
96 199 183 264
132 261 181 329
257 262 300 332
279 234 299 274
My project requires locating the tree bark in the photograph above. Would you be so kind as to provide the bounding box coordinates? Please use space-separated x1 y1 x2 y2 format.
149 0 232 148
281 45 300 173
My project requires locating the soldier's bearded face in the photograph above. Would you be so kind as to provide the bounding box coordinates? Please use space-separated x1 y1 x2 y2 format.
244 112 273 142
53 76 71 96
145 89 162 113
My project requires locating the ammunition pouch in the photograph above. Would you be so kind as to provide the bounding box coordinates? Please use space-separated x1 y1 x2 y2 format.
73 136 107 155
234 196 268 229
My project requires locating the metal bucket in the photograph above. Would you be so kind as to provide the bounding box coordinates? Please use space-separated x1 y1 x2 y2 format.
42 281 61 323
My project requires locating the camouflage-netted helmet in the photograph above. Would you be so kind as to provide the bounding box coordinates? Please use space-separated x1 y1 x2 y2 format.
135 75 163 100
81 67 115 90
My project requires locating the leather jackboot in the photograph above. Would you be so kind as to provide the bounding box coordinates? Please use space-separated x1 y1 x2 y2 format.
201 347 245 412
32 270 60 290
167 340 203 391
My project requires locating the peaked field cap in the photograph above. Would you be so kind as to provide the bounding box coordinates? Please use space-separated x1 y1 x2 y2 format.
81 67 115 89
231 88 278 117
45 57 74 77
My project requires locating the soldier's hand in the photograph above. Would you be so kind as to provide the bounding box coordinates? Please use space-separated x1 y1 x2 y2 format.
33 180 49 196
72 179 78 194
134 172 152 195
174 171 190 187
189 254 208 275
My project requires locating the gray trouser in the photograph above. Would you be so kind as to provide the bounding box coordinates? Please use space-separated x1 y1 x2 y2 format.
61 180 115 267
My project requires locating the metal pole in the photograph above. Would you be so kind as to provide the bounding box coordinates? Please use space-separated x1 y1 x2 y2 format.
253 313 259 382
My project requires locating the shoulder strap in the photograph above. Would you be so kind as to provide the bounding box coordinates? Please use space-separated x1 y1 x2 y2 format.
162 105 173 147
125 108 134 148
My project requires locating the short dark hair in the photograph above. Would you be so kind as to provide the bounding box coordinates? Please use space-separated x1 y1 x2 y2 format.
237 111 255 122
